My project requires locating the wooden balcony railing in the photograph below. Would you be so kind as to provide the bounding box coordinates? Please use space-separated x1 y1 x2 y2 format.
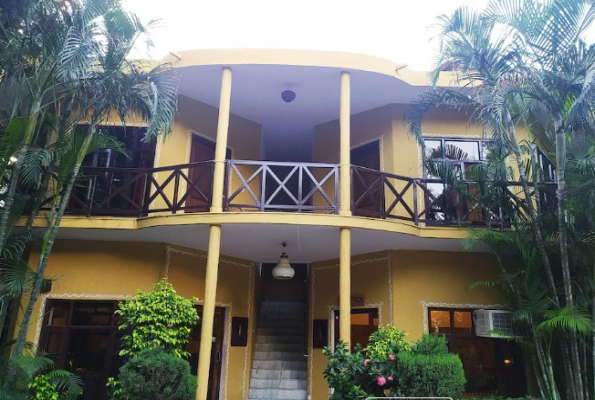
42 160 547 228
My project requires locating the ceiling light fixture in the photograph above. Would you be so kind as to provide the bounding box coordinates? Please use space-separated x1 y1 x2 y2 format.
281 89 296 103
272 242 295 280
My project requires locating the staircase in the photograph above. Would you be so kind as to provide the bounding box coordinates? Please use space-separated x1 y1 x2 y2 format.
248 301 307 400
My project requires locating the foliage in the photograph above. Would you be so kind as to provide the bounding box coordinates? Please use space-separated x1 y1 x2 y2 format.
116 280 199 358
396 351 466 398
28 374 59 400
364 326 409 360
117 348 197 400
407 0 595 399
0 347 82 400
322 342 369 400
324 327 465 399
412 333 449 355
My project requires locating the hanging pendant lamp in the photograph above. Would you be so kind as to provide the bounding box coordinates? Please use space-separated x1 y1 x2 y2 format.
272 242 295 280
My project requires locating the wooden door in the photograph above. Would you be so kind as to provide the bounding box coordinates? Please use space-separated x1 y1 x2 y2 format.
186 136 216 212
351 141 382 216
334 308 379 351
186 306 226 400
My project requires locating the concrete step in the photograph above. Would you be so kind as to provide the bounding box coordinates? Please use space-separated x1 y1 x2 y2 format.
257 327 303 336
251 360 307 370
250 378 306 390
248 388 307 400
251 369 307 380
256 335 303 344
253 351 305 361
254 342 303 352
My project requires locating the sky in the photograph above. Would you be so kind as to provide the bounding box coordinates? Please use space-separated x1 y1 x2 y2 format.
121 0 492 71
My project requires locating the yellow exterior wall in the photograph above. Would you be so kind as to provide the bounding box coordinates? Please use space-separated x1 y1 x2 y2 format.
150 95 262 212
308 249 502 400
23 240 257 400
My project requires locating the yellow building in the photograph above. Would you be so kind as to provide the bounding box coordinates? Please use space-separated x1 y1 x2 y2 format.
10 49 527 400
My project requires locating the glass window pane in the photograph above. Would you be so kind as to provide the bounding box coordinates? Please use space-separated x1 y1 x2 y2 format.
445 141 480 161
454 311 473 335
424 140 442 159
71 302 114 326
48 302 69 326
429 310 451 334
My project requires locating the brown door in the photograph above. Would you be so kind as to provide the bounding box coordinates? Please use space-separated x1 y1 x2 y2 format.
334 308 379 351
39 300 121 400
351 141 382 216
186 136 216 212
186 306 226 400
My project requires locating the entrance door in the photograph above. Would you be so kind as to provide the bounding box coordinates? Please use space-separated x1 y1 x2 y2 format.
39 300 121 400
186 306 226 400
351 141 382 216
334 308 379 350
186 135 216 212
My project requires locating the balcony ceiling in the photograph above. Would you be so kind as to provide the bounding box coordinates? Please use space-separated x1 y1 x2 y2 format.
177 63 423 132
55 222 489 264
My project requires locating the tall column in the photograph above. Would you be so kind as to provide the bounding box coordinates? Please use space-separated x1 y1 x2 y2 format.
339 227 351 349
339 72 352 349
196 225 222 400
210 67 233 213
339 71 351 216
196 67 232 400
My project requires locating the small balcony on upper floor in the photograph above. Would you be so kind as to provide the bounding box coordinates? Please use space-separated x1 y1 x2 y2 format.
48 159 528 228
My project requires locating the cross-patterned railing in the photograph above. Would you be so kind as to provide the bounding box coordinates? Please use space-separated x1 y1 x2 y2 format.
225 160 339 213
43 160 547 227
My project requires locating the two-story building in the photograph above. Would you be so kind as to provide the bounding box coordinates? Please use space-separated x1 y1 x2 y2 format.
11 49 526 400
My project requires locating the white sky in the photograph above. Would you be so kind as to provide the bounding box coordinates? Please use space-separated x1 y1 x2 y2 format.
121 0 492 71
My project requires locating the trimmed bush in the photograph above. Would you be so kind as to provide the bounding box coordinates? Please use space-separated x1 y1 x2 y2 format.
412 333 448 355
396 351 466 398
118 348 197 400
365 326 409 360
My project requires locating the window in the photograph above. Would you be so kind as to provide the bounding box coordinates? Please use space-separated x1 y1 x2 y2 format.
428 308 525 397
39 300 122 400
423 138 496 224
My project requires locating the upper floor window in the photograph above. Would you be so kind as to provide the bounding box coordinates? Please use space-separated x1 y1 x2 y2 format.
424 138 493 180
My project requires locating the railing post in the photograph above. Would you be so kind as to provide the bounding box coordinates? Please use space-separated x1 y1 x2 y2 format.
260 165 267 212
413 179 419 225
172 167 180 214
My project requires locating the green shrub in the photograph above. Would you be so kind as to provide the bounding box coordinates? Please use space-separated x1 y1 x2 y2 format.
116 280 199 358
118 348 197 400
412 333 448 355
397 351 466 398
323 342 370 400
364 326 409 360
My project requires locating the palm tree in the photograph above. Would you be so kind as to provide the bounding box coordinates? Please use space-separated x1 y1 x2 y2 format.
407 1 595 398
7 0 178 362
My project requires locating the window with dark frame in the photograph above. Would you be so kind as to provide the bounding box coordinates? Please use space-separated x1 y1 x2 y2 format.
423 138 494 223
428 307 526 397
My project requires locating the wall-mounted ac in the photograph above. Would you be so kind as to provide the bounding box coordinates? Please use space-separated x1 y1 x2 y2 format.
473 309 513 338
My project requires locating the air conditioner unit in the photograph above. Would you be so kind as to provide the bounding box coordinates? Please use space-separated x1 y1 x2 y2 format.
473 309 513 338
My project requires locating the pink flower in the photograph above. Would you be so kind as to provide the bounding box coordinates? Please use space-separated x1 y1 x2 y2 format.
376 376 386 386
363 358 370 367
388 354 395 361
388 376 394 381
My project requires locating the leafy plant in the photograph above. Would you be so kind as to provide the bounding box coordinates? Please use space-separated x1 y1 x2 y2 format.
412 333 449 355
364 326 409 360
28 374 59 400
322 341 369 400
116 280 199 358
117 348 197 400
396 351 466 398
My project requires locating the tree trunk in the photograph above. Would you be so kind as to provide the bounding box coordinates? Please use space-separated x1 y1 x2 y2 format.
10 124 96 361
0 97 42 253
504 108 559 306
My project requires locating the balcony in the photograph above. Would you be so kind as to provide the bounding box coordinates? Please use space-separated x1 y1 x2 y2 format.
48 160 524 228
